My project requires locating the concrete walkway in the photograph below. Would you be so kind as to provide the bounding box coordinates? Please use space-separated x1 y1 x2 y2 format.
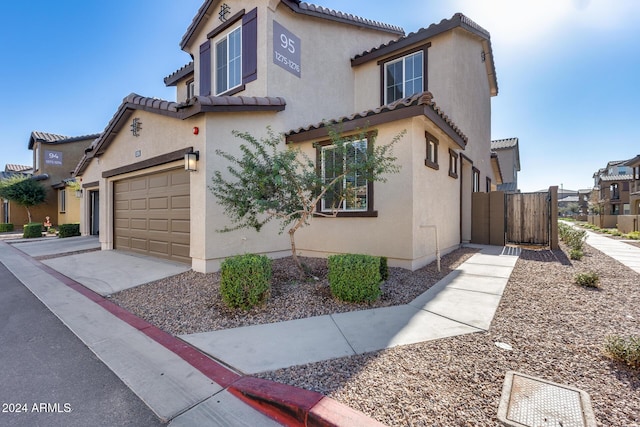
1 237 523 425
582 230 640 274
181 245 521 374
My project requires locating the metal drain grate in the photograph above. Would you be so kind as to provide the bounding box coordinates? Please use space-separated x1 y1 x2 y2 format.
497 371 596 427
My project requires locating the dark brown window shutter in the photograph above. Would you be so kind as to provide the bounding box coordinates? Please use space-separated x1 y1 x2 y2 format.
242 7 258 84
199 40 211 96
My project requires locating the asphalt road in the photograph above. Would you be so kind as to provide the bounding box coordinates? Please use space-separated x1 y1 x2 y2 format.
0 262 166 427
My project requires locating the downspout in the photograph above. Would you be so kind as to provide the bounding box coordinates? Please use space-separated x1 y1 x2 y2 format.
420 225 440 272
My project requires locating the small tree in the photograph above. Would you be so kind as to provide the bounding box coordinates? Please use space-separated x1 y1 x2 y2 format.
0 176 47 223
209 126 404 275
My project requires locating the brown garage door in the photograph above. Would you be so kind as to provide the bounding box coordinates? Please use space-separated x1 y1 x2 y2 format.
114 169 190 263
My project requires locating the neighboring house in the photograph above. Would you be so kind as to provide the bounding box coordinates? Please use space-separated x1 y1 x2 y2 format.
624 155 640 215
491 137 520 193
592 160 632 215
1 165 31 225
28 131 99 226
73 0 500 272
577 188 591 216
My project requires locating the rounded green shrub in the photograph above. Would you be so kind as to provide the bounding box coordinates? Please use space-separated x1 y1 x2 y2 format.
328 254 382 303
58 223 80 238
0 223 14 232
23 223 43 238
220 254 272 310
604 335 640 370
569 249 583 260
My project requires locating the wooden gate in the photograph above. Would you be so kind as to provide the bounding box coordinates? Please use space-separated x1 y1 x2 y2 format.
506 192 549 245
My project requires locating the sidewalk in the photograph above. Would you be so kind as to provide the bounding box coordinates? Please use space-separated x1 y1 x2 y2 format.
181 245 520 374
582 230 640 274
0 238 521 426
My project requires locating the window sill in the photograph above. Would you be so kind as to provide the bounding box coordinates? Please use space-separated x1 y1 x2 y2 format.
314 211 378 218
216 84 246 97
449 171 458 179
425 159 439 170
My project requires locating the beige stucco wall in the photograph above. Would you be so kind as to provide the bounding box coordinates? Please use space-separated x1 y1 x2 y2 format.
495 148 517 184
290 116 462 270
57 186 81 225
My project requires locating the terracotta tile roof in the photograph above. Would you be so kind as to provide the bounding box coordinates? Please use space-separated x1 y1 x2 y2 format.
351 13 498 96
28 131 100 150
491 138 518 150
180 0 403 50
280 1 403 34
598 174 633 182
74 93 286 177
164 62 194 87
286 91 467 148
4 164 32 172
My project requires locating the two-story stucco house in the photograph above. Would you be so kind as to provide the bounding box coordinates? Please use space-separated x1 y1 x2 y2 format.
625 155 640 215
27 131 99 227
73 0 500 272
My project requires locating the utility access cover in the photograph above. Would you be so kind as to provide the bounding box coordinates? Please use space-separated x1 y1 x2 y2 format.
497 371 596 427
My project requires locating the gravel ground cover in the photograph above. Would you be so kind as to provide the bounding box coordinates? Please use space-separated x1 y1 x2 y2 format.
109 247 477 335
257 243 640 426
111 242 640 426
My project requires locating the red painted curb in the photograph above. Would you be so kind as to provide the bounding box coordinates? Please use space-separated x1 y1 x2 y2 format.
6 243 387 426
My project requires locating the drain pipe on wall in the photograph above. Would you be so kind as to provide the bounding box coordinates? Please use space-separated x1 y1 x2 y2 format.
420 225 441 272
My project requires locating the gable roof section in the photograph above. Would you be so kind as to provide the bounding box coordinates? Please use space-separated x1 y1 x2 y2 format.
74 93 286 177
286 91 467 150
5 164 32 173
491 137 520 172
180 0 403 50
624 154 640 167
28 131 100 150
352 13 498 97
164 62 195 86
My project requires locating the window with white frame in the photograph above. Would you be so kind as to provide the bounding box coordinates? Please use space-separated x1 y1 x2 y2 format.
472 168 480 192
385 51 423 104
321 139 369 212
448 149 458 179
186 79 195 100
215 26 242 95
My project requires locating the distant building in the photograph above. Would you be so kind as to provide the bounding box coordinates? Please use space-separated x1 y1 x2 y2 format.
491 138 520 193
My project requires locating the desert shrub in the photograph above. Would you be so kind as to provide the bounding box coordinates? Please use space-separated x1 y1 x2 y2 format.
0 223 14 232
23 223 43 238
574 271 599 288
58 223 80 238
604 335 640 370
328 254 382 303
623 231 640 240
220 254 271 310
559 223 586 253
569 249 584 260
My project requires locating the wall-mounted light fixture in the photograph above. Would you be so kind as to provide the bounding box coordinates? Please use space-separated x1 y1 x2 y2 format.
185 150 199 172
75 189 83 198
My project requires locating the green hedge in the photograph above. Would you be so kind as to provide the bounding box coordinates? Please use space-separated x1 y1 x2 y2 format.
220 254 272 310
23 223 43 238
328 254 382 303
58 223 80 238
0 223 14 232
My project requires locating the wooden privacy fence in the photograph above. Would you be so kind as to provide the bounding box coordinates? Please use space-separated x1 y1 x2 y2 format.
506 192 549 245
471 187 558 248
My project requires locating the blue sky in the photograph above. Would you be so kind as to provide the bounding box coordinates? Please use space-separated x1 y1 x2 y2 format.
1 0 639 192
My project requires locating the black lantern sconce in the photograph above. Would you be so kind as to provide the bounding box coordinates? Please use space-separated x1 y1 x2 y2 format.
185 150 199 172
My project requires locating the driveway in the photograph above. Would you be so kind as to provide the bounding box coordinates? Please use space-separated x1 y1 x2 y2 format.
9 236 189 296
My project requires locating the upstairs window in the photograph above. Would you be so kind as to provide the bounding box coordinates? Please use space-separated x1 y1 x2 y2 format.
199 8 257 96
216 26 242 95
186 79 194 100
610 183 620 200
448 149 458 179
384 50 423 104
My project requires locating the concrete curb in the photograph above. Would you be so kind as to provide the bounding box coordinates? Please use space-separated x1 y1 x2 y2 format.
6 243 386 427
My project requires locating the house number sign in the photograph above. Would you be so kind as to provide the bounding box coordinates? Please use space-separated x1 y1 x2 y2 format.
273 21 301 78
44 150 63 166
